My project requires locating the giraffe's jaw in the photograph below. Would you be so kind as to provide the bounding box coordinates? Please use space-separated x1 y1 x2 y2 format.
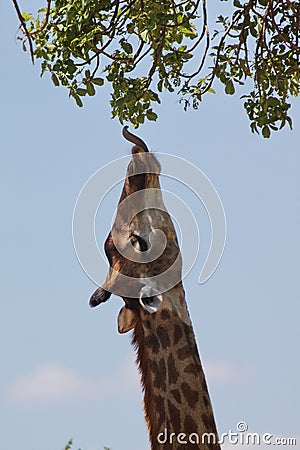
117 286 163 334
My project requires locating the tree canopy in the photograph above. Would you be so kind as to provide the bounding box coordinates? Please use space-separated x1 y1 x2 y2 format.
13 0 300 137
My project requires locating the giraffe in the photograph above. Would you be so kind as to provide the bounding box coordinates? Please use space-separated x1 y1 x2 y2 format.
90 127 221 450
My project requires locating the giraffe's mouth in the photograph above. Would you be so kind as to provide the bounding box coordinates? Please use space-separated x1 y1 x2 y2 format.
89 286 111 308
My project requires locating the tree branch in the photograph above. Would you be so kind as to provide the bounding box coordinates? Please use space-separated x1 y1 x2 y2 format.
12 0 35 63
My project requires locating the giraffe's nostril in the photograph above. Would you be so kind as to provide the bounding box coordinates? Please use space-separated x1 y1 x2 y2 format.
139 285 162 313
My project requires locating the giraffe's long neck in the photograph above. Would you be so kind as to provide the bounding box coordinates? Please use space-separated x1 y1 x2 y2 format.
132 285 220 450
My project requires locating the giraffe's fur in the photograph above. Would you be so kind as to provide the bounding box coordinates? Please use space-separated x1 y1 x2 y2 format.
132 286 220 450
90 129 220 450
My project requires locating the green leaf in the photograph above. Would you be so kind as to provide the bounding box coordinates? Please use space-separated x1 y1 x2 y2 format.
64 439 73 450
74 95 83 107
51 73 59 86
21 12 34 21
77 88 87 96
92 78 104 86
225 80 235 95
86 82 96 96
115 97 125 107
121 41 133 54
181 52 193 60
262 125 270 138
46 44 56 52
16 0 299 135
146 110 158 121
266 97 280 107
286 116 293 130
157 80 163 92
137 113 145 124
233 0 242 7
179 26 197 39
140 30 149 42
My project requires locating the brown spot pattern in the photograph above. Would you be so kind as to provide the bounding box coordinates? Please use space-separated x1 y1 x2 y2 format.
151 360 166 391
143 319 151 329
201 412 216 432
154 394 165 426
167 354 180 384
160 309 170 320
167 400 181 432
183 323 200 357
176 345 190 360
158 357 167 379
173 324 183 345
184 415 198 434
181 382 199 409
145 334 160 354
184 363 198 377
156 325 171 349
171 389 182 404
203 394 209 408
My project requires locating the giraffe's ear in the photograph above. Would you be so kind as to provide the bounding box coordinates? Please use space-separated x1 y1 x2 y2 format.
117 306 137 334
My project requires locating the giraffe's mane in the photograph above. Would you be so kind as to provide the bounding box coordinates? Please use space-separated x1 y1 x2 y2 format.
131 314 156 438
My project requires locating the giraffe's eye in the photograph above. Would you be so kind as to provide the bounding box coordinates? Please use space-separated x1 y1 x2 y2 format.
130 233 148 252
139 285 162 313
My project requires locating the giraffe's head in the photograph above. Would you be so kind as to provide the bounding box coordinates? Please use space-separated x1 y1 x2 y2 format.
89 127 182 332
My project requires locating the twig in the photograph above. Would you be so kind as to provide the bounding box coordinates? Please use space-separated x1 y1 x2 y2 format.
166 0 201 28
270 1 299 51
180 24 209 79
12 0 35 63
29 0 51 36
199 8 244 95
91 54 100 78
187 0 208 53
135 27 166 100
254 0 273 97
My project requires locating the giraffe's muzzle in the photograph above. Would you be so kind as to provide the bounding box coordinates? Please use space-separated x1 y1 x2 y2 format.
89 287 111 307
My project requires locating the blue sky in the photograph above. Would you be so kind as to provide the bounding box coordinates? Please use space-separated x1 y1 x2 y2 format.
1 2 299 450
